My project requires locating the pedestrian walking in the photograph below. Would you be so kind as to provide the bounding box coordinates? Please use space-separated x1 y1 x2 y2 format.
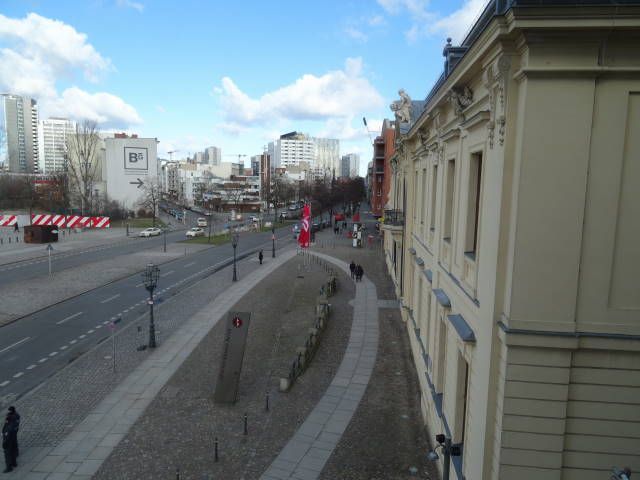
2 413 18 472
258 250 263 265
355 264 364 282
349 260 356 279
13 223 18 233
6 408 19 459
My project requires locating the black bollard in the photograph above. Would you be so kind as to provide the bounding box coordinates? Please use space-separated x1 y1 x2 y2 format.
243 413 248 435
176 467 180 479
265 392 270 412
214 437 219 462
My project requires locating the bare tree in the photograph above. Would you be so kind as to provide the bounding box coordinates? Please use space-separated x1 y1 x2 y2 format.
65 120 101 215
137 178 161 227
225 180 245 212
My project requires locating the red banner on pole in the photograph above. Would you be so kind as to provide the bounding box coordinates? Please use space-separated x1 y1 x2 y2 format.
298 204 311 248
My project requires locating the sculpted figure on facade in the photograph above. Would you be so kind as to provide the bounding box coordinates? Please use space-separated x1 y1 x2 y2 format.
449 85 474 116
390 89 412 124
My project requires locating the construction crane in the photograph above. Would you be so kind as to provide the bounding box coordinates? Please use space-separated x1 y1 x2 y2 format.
223 154 248 162
167 150 179 161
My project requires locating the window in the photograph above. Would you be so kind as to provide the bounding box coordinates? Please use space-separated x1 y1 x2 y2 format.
443 159 455 241
464 153 483 260
435 312 447 393
421 168 427 229
430 165 437 232
413 173 418 220
454 352 470 450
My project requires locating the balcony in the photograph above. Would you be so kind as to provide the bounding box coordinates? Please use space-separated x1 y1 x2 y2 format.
383 210 404 226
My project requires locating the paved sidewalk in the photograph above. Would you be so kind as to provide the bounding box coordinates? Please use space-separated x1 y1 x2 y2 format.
260 252 379 480
5 249 298 480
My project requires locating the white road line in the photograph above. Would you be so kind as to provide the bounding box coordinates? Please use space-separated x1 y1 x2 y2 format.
13 372 23 378
0 381 9 387
26 364 36 370
49 351 58 356
0 336 30 354
96 325 102 329
184 262 195 267
60 345 68 350
69 340 77 344
87 329 94 334
135 282 144 287
105 320 111 324
56 311 83 325
38 358 47 363
160 270 175 277
100 293 121 304
79 335 86 339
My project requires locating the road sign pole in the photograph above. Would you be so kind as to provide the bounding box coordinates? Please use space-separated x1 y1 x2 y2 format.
163 229 167 253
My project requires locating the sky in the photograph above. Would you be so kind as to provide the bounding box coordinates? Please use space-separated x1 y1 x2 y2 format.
0 0 490 175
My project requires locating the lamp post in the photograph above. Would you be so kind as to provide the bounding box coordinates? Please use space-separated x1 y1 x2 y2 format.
142 263 160 348
271 227 276 258
232 233 239 281
426 434 460 480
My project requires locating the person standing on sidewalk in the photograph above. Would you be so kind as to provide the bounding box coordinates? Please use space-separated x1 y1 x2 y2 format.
355 264 364 282
2 413 18 473
6 408 19 458
258 250 264 265
349 260 356 279
13 223 18 233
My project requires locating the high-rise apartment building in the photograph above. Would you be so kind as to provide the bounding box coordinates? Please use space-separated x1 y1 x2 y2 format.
39 117 76 173
204 146 221 165
0 94 39 173
313 137 340 175
340 153 360 178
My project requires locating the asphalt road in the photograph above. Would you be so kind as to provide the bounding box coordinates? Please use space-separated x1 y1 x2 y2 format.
0 227 296 402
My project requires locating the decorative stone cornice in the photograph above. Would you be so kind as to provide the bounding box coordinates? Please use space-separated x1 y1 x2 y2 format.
448 85 474 117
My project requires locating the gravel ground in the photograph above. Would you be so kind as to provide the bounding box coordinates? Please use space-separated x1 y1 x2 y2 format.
93 255 355 480
314 225 438 480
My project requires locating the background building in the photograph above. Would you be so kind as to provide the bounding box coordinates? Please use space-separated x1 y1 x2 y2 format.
313 136 340 174
38 117 76 173
269 132 315 169
204 146 221 165
383 2 640 479
340 153 360 179
0 94 39 173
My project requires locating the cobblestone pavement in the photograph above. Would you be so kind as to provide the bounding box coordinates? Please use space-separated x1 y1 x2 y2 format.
93 253 355 480
0 249 289 479
312 224 438 480
0 241 211 326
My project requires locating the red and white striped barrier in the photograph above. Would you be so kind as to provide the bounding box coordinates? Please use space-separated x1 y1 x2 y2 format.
0 215 17 227
31 214 53 226
65 216 91 228
90 216 110 228
51 214 66 228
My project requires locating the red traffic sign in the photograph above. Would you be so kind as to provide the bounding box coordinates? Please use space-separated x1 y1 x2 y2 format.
232 316 243 328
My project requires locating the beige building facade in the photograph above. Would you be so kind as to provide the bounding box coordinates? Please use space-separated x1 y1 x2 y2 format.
383 2 640 479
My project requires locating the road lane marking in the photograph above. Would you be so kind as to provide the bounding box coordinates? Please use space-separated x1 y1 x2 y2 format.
0 337 30 354
79 335 86 339
184 262 195 268
135 282 144 287
160 270 175 277
26 365 36 370
69 340 77 344
100 293 121 304
87 330 94 334
60 345 68 350
38 358 47 363
0 381 9 387
13 372 23 378
56 311 83 325
49 351 58 356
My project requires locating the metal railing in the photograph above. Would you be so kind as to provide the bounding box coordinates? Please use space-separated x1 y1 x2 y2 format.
383 210 404 226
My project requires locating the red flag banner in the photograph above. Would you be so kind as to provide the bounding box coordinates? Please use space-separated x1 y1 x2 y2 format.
353 212 361 223
298 204 311 248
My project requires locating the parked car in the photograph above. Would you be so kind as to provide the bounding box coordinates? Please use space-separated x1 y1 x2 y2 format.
249 215 259 223
197 217 207 227
139 227 162 237
185 227 205 238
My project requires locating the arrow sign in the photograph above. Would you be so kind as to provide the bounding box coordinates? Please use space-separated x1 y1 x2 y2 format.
129 178 144 188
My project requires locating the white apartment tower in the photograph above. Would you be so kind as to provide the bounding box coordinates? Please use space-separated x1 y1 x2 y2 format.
39 117 76 173
268 132 315 169
0 94 39 173
204 146 221 165
313 137 340 175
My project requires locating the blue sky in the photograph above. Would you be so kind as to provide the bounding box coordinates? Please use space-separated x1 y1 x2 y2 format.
0 0 489 174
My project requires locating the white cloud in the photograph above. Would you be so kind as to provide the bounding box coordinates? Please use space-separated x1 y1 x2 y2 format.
344 27 368 43
377 0 489 44
319 116 383 142
47 87 142 127
368 15 386 26
116 0 144 12
0 13 141 128
216 57 384 127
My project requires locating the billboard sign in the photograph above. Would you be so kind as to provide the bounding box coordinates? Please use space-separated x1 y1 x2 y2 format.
124 147 149 170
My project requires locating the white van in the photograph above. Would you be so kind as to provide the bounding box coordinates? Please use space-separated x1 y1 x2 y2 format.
197 217 207 227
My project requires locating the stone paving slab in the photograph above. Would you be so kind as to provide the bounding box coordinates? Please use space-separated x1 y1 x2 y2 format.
259 251 379 480
3 249 298 480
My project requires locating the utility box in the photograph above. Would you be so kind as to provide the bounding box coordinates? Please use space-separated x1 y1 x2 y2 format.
24 225 58 244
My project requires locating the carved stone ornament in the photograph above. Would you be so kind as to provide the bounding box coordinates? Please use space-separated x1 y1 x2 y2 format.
419 129 430 148
449 86 473 116
483 64 496 148
390 89 412 124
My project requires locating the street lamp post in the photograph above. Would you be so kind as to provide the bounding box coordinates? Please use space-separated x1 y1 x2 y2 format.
142 263 160 348
232 233 239 282
272 227 276 258
426 434 460 480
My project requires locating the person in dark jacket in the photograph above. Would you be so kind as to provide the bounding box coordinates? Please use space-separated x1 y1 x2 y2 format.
2 414 18 472
349 261 356 279
258 250 264 265
6 408 19 458
355 264 364 282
